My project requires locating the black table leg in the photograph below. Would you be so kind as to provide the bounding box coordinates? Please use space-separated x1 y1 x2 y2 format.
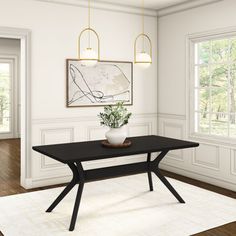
69 162 85 231
153 169 185 203
45 151 185 232
46 163 79 212
46 162 85 231
151 151 185 204
69 182 84 231
46 180 77 212
147 153 153 191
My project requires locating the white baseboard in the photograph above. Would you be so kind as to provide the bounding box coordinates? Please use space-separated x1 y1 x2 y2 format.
160 163 236 192
24 175 72 189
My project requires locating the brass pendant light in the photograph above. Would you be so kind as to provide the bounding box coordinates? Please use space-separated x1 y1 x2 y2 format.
134 0 152 68
78 0 100 67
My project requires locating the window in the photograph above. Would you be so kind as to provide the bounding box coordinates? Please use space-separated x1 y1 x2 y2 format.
0 60 13 135
191 34 236 140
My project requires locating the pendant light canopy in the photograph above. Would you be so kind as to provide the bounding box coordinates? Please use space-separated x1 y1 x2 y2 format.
134 0 152 68
78 0 100 67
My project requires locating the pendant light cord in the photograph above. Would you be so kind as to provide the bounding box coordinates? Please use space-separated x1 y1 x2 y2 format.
142 0 145 52
88 0 91 48
88 0 91 28
142 0 144 35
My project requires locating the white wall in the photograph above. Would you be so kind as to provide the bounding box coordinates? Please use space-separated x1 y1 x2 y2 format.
158 0 236 190
0 0 157 187
0 38 21 138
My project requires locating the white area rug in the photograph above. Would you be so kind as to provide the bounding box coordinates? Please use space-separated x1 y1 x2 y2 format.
1 175 236 236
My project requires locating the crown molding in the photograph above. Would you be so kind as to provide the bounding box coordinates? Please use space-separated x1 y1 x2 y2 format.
157 0 223 17
29 0 224 19
33 0 158 17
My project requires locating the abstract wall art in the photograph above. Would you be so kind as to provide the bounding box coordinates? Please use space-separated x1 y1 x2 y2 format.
66 60 133 107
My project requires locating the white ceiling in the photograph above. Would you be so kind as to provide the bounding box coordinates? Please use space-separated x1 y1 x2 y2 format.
93 0 194 10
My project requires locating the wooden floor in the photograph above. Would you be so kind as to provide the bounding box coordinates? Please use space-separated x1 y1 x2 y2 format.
192 221 236 236
0 139 23 196
0 138 236 235
0 139 69 196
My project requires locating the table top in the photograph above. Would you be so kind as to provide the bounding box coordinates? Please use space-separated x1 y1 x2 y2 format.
32 135 199 164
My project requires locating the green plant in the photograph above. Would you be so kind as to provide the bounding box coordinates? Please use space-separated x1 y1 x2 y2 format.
98 102 132 128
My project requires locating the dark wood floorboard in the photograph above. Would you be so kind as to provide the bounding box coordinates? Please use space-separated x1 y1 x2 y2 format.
0 138 70 197
0 139 236 236
192 222 236 236
161 170 236 199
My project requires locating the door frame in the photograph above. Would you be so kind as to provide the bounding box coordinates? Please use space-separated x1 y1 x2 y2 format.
0 27 31 188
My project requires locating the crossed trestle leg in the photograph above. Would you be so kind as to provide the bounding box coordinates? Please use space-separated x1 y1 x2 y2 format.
150 151 185 204
46 150 185 231
46 162 85 231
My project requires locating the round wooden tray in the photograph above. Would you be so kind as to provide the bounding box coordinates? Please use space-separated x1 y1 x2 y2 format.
101 139 132 148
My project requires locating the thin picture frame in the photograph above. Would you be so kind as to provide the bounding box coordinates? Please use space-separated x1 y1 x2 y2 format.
66 59 133 107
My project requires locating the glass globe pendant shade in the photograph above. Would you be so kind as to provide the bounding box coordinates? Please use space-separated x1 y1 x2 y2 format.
136 51 152 68
134 0 152 69
80 47 98 67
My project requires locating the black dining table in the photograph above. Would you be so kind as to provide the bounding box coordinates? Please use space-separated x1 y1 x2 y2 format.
33 135 199 231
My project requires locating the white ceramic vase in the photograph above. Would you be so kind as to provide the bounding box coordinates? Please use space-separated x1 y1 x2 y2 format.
105 126 127 145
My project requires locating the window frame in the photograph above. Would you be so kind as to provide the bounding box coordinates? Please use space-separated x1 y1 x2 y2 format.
187 27 236 146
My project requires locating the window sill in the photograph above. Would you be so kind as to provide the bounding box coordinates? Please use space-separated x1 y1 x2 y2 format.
188 132 236 148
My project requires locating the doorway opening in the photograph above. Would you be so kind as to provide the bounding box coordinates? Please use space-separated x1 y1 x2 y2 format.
0 27 31 195
0 39 21 196
0 40 20 139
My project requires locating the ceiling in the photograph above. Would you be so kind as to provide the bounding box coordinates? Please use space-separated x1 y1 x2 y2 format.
93 0 195 10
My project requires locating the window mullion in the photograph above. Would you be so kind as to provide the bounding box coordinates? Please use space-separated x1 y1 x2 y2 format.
227 39 231 137
209 40 212 135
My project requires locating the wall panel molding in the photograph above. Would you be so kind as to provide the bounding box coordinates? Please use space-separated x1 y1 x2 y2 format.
163 121 184 162
128 122 152 136
87 126 106 141
157 113 186 120
192 143 220 171
230 149 236 176
32 113 158 125
40 127 75 170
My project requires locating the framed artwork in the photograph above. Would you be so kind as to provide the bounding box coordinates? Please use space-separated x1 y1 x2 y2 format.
66 59 133 107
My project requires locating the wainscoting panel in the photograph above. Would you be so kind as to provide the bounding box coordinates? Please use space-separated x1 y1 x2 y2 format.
158 113 236 191
163 122 184 162
29 114 157 188
128 122 151 136
40 128 74 169
230 149 236 176
158 118 186 167
192 144 220 171
87 126 108 141
31 124 76 182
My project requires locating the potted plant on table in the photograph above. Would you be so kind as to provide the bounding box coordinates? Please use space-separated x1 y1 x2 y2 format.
98 102 132 145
